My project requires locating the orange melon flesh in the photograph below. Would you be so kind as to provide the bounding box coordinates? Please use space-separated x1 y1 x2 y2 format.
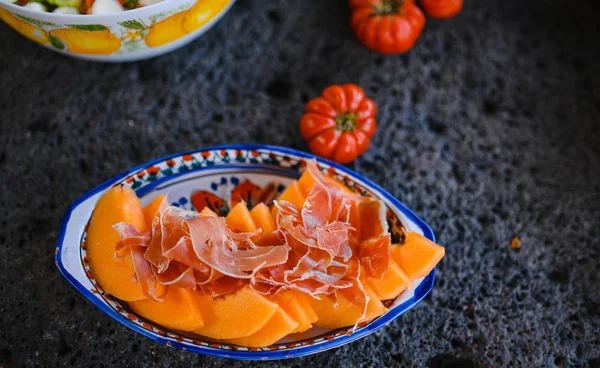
297 170 318 196
277 181 306 209
272 181 307 220
366 259 412 300
128 287 204 331
250 203 276 233
199 207 218 217
308 282 387 329
193 286 279 339
225 202 258 232
297 169 354 196
142 194 166 228
228 308 299 347
390 232 445 281
294 290 319 325
87 186 146 301
270 205 278 224
273 291 317 333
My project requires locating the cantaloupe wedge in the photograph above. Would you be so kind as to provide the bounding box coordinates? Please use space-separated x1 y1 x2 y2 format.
129 287 204 331
366 259 412 300
297 170 318 196
273 290 317 333
226 202 258 232
87 186 146 301
390 232 445 281
294 290 319 325
296 169 354 196
193 286 279 339
142 194 166 228
272 181 307 220
270 205 279 224
277 181 306 209
199 207 218 217
308 282 387 329
250 203 276 233
228 308 299 347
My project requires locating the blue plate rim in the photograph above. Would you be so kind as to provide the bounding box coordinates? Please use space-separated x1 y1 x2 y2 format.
55 144 437 360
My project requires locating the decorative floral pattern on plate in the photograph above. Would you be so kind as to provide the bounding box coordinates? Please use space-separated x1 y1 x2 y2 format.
189 177 284 216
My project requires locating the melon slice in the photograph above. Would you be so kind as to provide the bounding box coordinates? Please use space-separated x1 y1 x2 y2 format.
297 170 318 196
272 181 307 220
199 207 218 217
250 203 276 233
308 282 387 329
142 194 166 228
297 169 354 196
226 202 258 232
270 205 279 224
294 290 319 326
193 286 279 339
366 259 412 300
277 181 306 209
87 186 146 301
390 232 445 281
228 308 299 347
273 290 317 333
129 287 204 331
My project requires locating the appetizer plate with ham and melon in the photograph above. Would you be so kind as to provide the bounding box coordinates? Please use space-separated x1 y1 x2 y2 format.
56 145 445 360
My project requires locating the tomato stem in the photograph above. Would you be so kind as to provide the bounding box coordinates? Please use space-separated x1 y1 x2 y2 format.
336 113 357 132
372 0 404 16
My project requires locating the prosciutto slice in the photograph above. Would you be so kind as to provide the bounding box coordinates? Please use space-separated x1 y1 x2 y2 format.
113 223 164 301
186 216 288 278
203 276 245 298
130 244 165 302
113 159 392 309
360 234 391 279
301 182 331 228
113 223 150 257
113 204 289 298
154 261 196 289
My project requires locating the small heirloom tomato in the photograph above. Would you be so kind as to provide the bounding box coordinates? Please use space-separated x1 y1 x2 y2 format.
300 84 376 164
350 0 426 54
420 0 463 19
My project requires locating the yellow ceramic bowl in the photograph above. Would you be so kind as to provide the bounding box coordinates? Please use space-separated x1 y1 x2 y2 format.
0 0 235 62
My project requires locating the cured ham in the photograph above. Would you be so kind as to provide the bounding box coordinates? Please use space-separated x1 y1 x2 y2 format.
113 203 290 299
112 160 398 332
83 160 449 348
129 244 165 302
113 161 393 307
360 234 391 279
113 223 150 256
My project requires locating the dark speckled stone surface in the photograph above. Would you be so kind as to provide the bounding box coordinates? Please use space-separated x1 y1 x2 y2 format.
1 0 599 366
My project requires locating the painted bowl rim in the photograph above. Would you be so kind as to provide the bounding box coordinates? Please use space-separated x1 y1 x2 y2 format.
1 0 207 22
55 144 437 360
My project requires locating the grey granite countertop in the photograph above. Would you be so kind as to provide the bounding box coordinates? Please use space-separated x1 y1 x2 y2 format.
1 0 599 366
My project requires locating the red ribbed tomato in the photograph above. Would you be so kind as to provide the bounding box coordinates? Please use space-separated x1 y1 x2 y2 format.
300 84 377 164
350 0 426 54
420 0 463 19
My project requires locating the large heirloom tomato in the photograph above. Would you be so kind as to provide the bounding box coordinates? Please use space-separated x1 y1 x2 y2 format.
300 84 377 164
350 0 426 54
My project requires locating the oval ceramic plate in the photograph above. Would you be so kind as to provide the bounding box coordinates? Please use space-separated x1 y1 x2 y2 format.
55 145 437 360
